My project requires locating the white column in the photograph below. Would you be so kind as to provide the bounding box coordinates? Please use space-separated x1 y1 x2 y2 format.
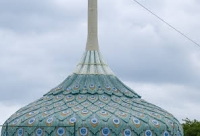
86 0 99 51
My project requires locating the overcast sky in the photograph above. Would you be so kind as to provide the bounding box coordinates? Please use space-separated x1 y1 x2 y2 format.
0 0 200 125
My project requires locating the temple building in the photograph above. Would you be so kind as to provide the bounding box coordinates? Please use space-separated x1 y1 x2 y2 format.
1 0 183 135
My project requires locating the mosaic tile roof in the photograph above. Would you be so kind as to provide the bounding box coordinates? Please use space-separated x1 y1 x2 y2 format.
1 50 183 136
1 0 183 135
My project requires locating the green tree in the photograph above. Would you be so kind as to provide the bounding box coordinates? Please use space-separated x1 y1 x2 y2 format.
182 118 200 136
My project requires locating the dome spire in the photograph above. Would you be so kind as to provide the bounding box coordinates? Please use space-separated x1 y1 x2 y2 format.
86 0 99 51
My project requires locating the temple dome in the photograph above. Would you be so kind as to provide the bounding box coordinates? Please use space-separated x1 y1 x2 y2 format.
1 0 183 136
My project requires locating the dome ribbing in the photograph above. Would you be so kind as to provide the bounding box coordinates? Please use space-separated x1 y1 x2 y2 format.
1 0 183 136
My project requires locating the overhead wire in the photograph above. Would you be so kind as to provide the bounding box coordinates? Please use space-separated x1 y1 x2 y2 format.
131 0 200 48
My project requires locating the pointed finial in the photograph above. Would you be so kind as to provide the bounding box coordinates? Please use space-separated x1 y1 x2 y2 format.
86 0 99 51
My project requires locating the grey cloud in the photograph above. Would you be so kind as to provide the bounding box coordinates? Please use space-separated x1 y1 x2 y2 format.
0 0 87 33
126 82 200 121
0 29 86 104
100 25 200 88
95 0 200 88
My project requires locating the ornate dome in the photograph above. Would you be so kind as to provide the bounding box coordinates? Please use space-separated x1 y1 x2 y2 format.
1 0 183 136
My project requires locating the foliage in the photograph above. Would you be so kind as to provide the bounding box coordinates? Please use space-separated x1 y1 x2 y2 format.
182 118 200 136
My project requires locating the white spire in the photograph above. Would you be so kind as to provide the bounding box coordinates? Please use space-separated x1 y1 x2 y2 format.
86 0 99 51
73 0 114 75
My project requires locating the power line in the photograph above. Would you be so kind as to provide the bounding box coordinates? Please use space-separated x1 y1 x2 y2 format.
132 0 200 48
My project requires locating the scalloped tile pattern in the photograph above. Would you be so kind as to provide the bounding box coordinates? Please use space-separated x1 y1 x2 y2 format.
1 51 183 136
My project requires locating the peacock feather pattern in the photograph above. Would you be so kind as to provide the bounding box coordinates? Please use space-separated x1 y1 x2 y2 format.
1 51 183 136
